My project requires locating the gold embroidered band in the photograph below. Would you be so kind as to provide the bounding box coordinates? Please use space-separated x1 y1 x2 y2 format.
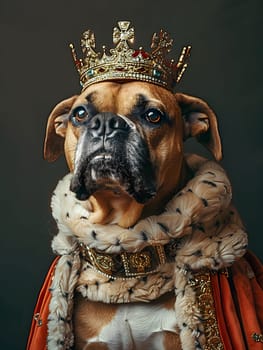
78 240 178 279
189 272 224 350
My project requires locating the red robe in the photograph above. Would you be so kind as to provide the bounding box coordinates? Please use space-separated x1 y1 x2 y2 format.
26 252 263 350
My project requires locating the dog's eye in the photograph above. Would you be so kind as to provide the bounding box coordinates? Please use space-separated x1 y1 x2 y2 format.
144 109 164 124
71 106 88 125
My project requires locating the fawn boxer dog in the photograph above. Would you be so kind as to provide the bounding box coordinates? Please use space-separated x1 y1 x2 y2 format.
27 21 263 350
44 81 221 228
43 81 222 349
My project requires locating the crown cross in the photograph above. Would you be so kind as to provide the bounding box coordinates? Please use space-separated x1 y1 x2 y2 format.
151 30 173 57
113 21 135 49
70 20 191 91
81 30 99 65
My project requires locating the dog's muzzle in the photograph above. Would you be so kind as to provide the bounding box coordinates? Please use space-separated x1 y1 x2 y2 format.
70 112 156 203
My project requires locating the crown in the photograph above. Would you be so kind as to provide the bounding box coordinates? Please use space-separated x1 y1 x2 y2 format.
69 21 191 91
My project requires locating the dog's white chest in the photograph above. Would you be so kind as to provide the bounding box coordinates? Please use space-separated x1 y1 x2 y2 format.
76 300 178 350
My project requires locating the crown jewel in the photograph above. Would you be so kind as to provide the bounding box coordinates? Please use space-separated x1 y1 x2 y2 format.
70 21 191 91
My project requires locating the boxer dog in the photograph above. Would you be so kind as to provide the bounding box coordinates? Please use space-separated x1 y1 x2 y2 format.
43 80 222 349
44 81 221 228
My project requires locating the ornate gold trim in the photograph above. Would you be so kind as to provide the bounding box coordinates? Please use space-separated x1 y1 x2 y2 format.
78 242 173 279
189 272 224 350
122 251 151 274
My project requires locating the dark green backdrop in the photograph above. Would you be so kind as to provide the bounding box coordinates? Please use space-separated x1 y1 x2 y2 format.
0 0 262 348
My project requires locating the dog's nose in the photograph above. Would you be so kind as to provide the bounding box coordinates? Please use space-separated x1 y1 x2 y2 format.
89 112 131 139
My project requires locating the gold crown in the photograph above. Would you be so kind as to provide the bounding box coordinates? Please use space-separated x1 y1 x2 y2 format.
70 21 191 91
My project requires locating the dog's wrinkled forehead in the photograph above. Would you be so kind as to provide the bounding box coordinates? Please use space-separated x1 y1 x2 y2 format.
71 81 178 117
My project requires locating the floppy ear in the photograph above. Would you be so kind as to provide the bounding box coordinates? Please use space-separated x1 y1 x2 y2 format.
175 93 222 161
43 95 78 162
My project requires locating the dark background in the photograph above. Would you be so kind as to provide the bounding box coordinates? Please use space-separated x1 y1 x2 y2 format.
0 0 262 348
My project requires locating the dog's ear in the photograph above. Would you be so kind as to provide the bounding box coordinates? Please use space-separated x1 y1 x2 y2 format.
44 95 78 162
175 93 222 161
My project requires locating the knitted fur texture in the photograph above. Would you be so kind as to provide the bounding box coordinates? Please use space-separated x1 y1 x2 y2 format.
47 155 248 349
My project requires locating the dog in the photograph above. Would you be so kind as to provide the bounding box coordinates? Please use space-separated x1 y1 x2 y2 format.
43 81 222 349
44 81 221 229
27 21 263 350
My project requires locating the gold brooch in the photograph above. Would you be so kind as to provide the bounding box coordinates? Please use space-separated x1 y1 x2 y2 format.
252 333 263 343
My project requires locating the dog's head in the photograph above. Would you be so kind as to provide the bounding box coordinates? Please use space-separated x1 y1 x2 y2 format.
44 81 221 227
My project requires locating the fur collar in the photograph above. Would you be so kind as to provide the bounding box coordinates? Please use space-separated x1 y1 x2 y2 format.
47 154 248 349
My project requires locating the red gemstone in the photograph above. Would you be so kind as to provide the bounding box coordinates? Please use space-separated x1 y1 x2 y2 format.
141 50 150 59
132 50 140 57
132 49 149 59
75 59 82 68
